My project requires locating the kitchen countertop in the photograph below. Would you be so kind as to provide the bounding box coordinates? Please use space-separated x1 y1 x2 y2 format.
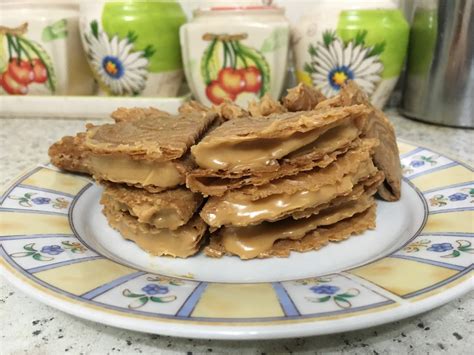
1 110 473 354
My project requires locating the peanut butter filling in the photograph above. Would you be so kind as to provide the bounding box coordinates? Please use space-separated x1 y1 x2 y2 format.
201 157 376 227
89 155 184 188
218 196 374 259
192 118 358 171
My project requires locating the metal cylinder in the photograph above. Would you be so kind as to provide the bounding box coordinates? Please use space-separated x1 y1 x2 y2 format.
401 0 473 128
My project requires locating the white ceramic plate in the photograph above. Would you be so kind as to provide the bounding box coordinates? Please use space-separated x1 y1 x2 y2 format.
1 140 472 339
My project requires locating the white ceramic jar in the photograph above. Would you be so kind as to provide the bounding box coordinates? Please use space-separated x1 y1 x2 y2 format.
79 0 187 97
292 0 409 108
0 0 94 96
180 4 290 106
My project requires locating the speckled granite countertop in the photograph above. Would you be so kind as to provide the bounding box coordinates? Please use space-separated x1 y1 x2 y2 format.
1 111 473 354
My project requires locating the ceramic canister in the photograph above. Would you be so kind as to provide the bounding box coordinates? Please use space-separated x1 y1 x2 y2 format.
0 0 94 96
180 4 290 106
79 0 186 97
292 0 409 108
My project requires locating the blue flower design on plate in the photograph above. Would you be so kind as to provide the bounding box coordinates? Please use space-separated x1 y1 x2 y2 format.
448 193 468 201
31 197 51 205
427 243 453 252
409 160 425 168
141 284 169 296
40 245 64 255
310 285 340 295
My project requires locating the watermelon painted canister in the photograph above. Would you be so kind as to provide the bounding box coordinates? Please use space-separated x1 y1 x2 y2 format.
79 0 186 97
292 0 409 108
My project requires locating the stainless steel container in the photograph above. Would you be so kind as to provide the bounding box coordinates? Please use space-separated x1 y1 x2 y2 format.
401 0 473 128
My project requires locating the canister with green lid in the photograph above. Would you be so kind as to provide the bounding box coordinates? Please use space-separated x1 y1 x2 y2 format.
292 0 409 108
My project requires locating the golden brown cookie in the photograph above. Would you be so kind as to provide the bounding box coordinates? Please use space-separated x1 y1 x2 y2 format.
282 83 326 112
205 200 376 259
101 183 203 230
85 110 217 189
191 105 369 173
316 81 402 201
48 132 90 174
110 107 171 123
102 200 207 258
247 93 287 117
199 140 379 227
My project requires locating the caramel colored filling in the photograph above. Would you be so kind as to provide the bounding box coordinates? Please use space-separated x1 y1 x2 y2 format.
117 202 185 230
202 159 374 227
192 119 357 170
103 206 204 258
287 122 359 158
147 209 185 230
120 222 201 258
205 179 352 227
219 197 373 259
90 155 183 187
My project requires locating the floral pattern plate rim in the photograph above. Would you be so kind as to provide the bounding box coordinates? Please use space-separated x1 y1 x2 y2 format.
0 140 472 340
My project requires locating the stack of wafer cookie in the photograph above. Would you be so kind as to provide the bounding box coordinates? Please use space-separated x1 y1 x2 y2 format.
49 105 217 258
187 83 399 259
48 82 401 259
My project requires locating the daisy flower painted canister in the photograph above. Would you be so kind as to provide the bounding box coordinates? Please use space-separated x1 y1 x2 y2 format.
79 0 186 97
292 0 409 108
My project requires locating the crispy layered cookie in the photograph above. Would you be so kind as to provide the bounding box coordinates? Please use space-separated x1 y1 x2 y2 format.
49 106 177 172
199 139 379 228
291 169 384 220
317 81 402 201
101 183 203 230
191 104 369 173
107 153 196 193
282 83 326 112
247 94 287 117
48 132 90 174
205 197 376 259
187 118 366 196
102 201 208 258
212 101 250 121
178 100 210 115
85 110 217 189
111 107 171 123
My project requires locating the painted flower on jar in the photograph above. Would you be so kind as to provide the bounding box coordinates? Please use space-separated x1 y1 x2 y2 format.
83 20 154 96
304 30 384 97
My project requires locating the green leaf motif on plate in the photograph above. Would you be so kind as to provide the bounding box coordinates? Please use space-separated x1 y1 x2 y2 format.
405 239 473 258
123 281 180 309
306 285 361 309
